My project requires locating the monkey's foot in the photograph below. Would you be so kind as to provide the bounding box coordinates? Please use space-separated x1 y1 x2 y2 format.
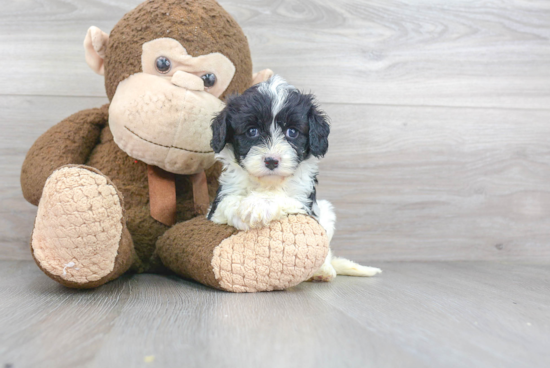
157 215 330 292
31 165 135 288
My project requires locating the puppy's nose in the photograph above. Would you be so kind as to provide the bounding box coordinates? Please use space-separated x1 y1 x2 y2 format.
264 157 279 170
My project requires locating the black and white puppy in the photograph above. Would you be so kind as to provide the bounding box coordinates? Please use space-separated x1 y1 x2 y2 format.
207 75 381 281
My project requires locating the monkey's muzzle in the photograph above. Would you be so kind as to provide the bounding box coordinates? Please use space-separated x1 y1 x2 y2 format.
109 73 223 174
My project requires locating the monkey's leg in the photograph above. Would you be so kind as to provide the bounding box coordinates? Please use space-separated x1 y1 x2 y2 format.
156 215 329 293
31 165 136 289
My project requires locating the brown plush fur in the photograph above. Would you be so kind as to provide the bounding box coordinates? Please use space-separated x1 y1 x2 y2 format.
21 103 224 273
21 0 250 275
104 0 253 101
157 216 239 290
21 105 108 205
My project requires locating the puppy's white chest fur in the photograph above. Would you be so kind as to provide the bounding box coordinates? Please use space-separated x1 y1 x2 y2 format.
227 188 306 230
208 147 317 231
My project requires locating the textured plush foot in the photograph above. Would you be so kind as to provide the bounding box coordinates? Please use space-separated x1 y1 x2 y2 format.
157 215 329 293
31 165 134 288
212 215 329 292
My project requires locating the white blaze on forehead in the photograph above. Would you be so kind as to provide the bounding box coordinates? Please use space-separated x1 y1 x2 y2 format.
268 123 291 155
258 75 297 119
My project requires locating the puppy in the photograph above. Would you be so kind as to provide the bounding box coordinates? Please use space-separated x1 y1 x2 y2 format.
207 75 381 281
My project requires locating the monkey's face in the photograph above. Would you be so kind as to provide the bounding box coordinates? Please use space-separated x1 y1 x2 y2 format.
108 38 236 174
84 0 273 174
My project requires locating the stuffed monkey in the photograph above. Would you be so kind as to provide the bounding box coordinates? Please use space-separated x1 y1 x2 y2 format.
21 0 328 292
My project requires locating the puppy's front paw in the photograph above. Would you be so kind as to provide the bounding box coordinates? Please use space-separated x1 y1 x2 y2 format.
229 215 250 231
310 262 337 282
237 197 279 229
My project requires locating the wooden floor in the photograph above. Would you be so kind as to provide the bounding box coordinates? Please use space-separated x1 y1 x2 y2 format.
0 260 549 368
1 0 550 367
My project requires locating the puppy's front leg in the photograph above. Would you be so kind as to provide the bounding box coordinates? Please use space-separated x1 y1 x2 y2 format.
209 195 251 231
237 194 280 229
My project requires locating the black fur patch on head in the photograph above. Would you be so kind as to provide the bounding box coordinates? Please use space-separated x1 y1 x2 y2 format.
227 85 274 165
211 76 330 165
211 107 230 154
211 85 274 164
274 90 311 161
306 103 330 158
274 90 330 160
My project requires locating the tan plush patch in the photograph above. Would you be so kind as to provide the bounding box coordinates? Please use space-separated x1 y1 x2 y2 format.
109 73 222 175
31 167 123 283
142 38 236 98
211 215 329 292
84 26 109 75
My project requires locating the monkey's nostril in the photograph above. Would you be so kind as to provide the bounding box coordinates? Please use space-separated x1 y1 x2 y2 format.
264 157 279 170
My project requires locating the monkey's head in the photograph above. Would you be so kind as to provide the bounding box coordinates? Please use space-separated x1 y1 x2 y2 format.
84 0 273 174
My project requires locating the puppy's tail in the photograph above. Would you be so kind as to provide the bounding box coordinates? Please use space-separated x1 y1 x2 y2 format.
331 256 382 277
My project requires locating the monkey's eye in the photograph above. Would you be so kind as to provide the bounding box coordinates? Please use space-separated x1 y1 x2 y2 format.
155 56 172 74
285 128 299 139
246 128 259 138
201 73 217 88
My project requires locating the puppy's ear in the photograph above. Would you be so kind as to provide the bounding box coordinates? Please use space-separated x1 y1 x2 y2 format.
211 108 230 153
308 106 330 158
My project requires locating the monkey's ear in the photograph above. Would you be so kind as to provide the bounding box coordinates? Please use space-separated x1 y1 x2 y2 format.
84 26 109 76
308 105 330 158
252 69 274 86
211 108 230 153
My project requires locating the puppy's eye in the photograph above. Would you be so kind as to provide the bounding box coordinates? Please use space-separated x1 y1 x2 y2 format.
285 128 299 139
201 73 217 88
155 56 172 74
246 128 259 138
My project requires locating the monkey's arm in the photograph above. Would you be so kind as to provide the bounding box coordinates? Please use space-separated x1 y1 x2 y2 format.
21 104 109 205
